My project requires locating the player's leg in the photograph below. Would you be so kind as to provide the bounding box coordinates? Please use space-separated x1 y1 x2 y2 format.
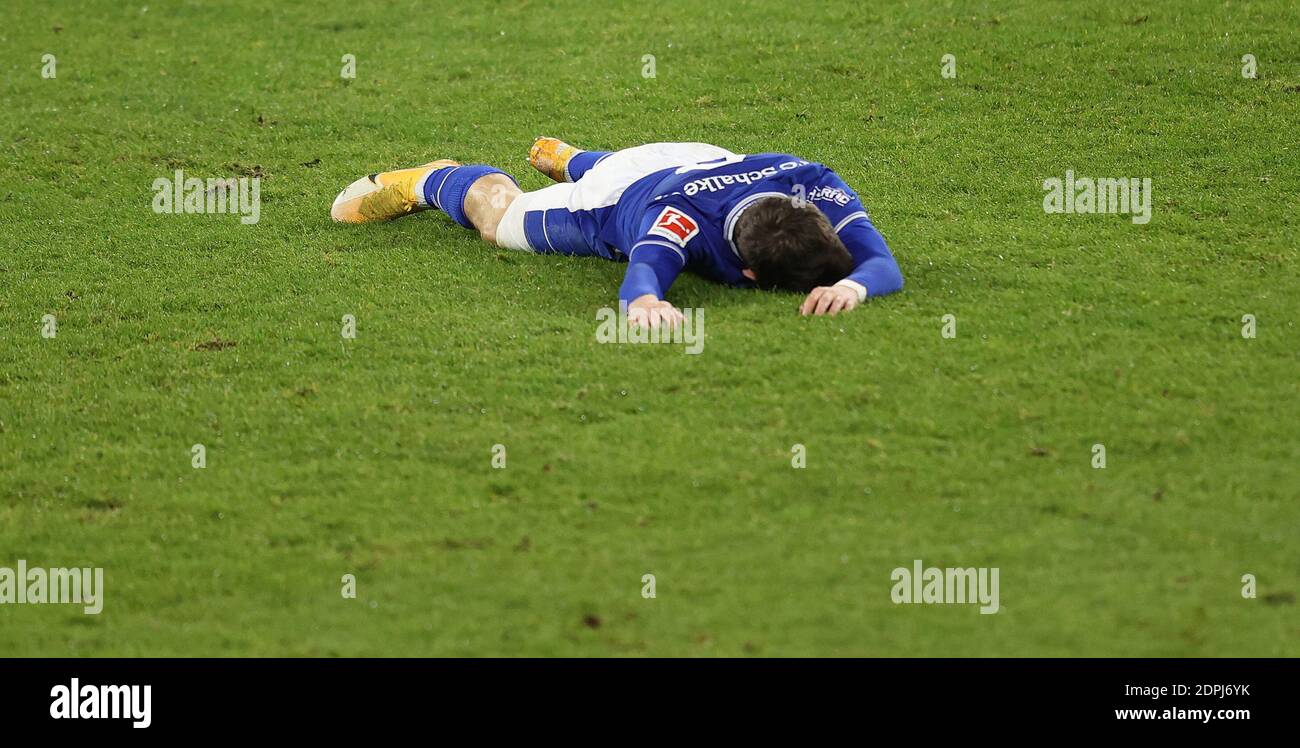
528 137 612 183
492 180 603 256
329 156 603 256
529 139 740 186
507 140 742 255
457 173 521 243
331 141 738 251
331 161 521 243
592 142 740 177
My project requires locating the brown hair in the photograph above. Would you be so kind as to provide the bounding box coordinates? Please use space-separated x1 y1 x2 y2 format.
733 198 854 292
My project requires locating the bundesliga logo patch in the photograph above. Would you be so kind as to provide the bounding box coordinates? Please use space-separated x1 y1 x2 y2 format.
648 207 699 247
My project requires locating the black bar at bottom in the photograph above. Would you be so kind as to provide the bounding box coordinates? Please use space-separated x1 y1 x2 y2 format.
1 658 1290 735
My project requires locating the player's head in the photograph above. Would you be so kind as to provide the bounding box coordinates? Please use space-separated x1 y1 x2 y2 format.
733 198 854 291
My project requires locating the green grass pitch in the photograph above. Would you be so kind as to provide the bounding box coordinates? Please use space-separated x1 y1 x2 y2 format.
1 0 1297 656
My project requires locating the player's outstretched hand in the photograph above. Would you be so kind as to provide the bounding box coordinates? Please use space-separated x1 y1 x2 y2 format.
628 294 685 329
800 285 859 316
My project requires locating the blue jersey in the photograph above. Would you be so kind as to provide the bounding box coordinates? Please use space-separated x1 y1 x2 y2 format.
510 148 902 303
605 153 902 303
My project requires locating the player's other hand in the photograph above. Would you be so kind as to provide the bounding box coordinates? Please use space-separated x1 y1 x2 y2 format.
627 294 684 329
800 285 860 316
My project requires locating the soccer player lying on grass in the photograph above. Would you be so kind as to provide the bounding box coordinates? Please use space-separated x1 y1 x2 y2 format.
331 140 903 326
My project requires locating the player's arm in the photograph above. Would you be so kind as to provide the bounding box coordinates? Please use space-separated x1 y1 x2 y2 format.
800 174 903 316
619 240 686 328
618 206 703 327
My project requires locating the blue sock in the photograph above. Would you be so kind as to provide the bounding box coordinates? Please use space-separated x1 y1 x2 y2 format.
422 165 516 229
565 151 612 181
